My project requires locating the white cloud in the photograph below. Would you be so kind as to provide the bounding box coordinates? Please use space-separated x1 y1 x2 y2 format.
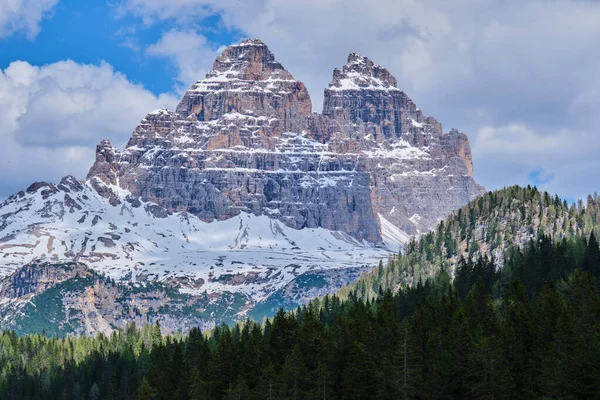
116 0 215 25
146 29 218 92
117 0 600 123
472 124 600 200
0 0 59 39
0 60 178 198
118 0 600 200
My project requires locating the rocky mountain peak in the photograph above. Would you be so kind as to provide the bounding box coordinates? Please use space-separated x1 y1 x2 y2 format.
175 39 312 133
328 52 399 91
95 139 119 160
87 139 121 186
323 52 419 140
210 38 291 81
83 40 483 242
57 175 84 193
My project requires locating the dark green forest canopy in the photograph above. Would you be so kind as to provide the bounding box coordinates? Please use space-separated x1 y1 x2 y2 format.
1 186 600 399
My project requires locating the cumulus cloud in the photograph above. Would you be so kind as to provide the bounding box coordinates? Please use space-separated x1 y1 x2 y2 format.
147 29 219 92
116 0 600 120
0 0 59 39
472 124 600 200
0 60 178 198
115 0 260 27
118 0 600 199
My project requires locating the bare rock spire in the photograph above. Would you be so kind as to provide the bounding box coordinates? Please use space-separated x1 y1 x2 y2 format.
175 38 312 134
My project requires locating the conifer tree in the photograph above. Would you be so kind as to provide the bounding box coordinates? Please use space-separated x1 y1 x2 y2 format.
583 231 600 276
137 379 157 400
341 342 377 399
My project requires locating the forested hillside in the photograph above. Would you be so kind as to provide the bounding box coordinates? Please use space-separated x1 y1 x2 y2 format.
340 185 600 300
1 222 600 399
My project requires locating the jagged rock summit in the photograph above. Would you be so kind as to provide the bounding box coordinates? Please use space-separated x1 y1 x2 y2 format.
88 38 484 243
176 38 312 133
0 38 485 334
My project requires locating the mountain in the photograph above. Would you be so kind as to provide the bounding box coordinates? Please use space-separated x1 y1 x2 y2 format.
0 178 386 335
339 186 600 301
87 38 483 241
0 38 483 335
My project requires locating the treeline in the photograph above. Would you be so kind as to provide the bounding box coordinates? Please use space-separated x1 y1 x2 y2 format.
340 185 600 301
1 231 600 399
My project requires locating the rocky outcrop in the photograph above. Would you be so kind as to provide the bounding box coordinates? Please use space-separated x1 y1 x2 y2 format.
441 128 475 178
87 140 122 206
176 38 312 135
87 39 484 239
322 52 424 141
87 139 121 186
0 262 217 336
0 262 90 299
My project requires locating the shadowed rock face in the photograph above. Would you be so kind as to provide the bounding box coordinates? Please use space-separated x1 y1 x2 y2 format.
88 38 485 242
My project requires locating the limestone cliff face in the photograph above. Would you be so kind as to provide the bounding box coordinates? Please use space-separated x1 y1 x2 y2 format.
322 52 425 141
441 129 475 178
0 263 217 336
88 38 485 242
0 262 90 299
100 108 380 242
320 53 483 234
176 38 312 135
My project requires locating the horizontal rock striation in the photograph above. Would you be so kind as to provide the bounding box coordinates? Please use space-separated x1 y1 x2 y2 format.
176 38 312 134
87 39 484 241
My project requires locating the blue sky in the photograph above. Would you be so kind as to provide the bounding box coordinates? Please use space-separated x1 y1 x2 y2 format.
0 0 599 202
0 0 235 95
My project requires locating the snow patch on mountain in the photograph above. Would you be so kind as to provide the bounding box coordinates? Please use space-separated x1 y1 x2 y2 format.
0 177 397 302
379 214 410 253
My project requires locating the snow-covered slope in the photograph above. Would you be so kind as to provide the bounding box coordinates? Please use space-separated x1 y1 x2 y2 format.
0 176 392 302
379 214 411 252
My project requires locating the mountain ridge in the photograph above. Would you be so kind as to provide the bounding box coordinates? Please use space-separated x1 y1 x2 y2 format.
0 38 484 334
338 185 600 301
87 38 484 240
